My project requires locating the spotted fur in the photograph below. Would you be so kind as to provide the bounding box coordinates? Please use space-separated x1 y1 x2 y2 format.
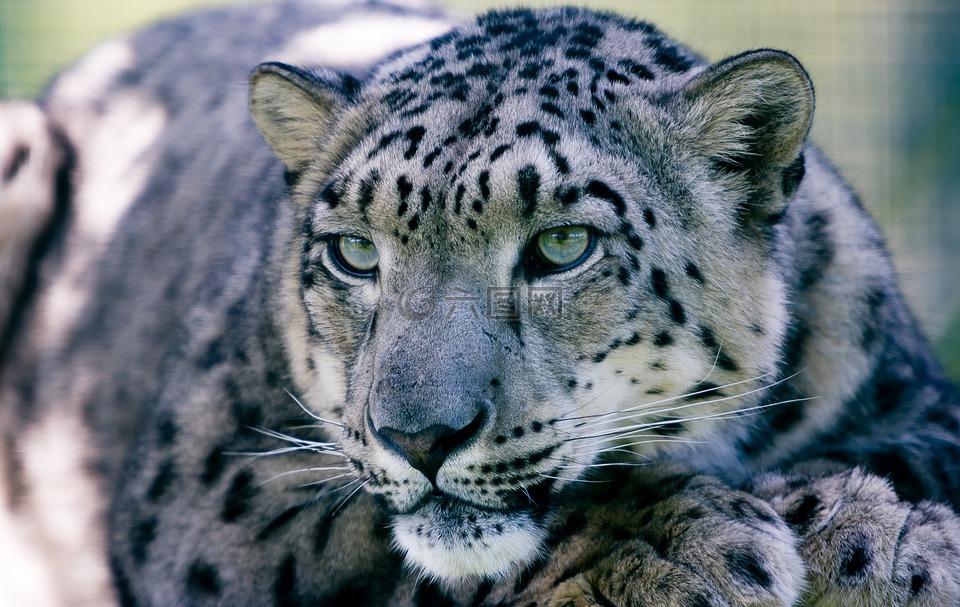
1 2 959 606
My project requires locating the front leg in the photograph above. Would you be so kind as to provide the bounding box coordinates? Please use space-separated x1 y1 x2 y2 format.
474 465 806 607
752 467 960 606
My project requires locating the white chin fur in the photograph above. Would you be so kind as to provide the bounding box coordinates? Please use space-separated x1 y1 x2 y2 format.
392 500 545 582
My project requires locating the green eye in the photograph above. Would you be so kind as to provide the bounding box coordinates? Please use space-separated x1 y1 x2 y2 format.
332 235 379 276
533 226 593 271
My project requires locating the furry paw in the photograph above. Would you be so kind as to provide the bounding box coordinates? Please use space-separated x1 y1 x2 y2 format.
753 468 960 606
482 467 806 607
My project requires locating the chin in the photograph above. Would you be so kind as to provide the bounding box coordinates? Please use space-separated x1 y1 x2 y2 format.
391 495 546 583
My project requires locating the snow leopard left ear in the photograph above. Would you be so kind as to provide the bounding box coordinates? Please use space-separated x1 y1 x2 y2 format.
679 50 814 214
249 62 360 173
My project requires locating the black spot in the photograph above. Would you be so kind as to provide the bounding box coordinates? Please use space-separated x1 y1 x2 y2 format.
625 332 642 346
186 560 221 597
415 580 455 607
471 580 494 607
420 188 432 212
513 426 525 438
478 170 491 200
423 147 442 168
222 470 255 522
549 149 570 174
798 212 834 289
781 152 805 198
274 554 300 607
585 180 625 216
642 208 656 228
685 262 704 284
842 540 871 577
725 550 772 589
517 166 540 216
2 144 29 183
541 102 564 118
606 69 630 84
397 175 413 203
580 109 596 125
314 517 333 554
146 460 175 503
911 570 929 595
654 331 673 347
201 445 226 486
590 587 618 607
490 144 512 161
466 218 478 230
156 415 178 447
110 555 137 607
454 183 466 213
650 268 669 298
785 494 820 531
669 299 686 324
699 326 719 349
518 63 541 79
130 517 157 564
258 503 310 541
556 186 580 206
619 59 654 80
650 39 693 73
357 173 378 213
197 336 227 369
593 351 608 363
538 84 560 98
516 121 541 137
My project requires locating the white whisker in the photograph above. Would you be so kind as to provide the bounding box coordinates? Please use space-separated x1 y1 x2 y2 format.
284 387 345 428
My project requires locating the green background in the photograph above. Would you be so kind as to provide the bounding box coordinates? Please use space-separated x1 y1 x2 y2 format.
1 0 958 379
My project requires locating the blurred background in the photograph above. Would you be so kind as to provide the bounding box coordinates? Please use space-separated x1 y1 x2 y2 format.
1 0 958 379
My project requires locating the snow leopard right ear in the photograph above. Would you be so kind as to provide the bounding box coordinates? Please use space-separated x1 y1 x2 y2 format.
249 62 360 173
678 50 814 218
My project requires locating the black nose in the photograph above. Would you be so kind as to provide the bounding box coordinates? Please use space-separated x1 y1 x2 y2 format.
376 410 486 483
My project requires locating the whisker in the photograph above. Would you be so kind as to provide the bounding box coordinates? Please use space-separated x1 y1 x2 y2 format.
558 371 778 424
300 476 364 491
331 480 369 517
284 387 345 428
576 396 817 446
536 473 611 483
249 426 343 452
555 377 625 420
695 333 725 385
576 371 808 434
256 467 354 487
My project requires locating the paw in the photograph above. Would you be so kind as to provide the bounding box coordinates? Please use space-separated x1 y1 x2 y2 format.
754 468 960 606
484 468 805 607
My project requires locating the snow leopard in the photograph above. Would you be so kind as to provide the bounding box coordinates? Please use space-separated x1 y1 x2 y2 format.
1 1 958 605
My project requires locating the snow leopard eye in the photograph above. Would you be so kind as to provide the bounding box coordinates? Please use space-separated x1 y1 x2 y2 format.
531 226 594 272
331 235 379 276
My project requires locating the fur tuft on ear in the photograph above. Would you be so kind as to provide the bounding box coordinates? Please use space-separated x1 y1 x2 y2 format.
681 49 814 192
249 62 359 173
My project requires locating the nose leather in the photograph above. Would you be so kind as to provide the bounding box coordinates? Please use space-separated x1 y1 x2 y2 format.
377 410 485 483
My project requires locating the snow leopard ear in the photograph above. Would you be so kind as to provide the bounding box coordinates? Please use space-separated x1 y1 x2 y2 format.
680 49 814 207
249 62 360 173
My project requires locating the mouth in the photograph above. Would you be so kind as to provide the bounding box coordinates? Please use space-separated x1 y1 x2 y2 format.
391 491 548 582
